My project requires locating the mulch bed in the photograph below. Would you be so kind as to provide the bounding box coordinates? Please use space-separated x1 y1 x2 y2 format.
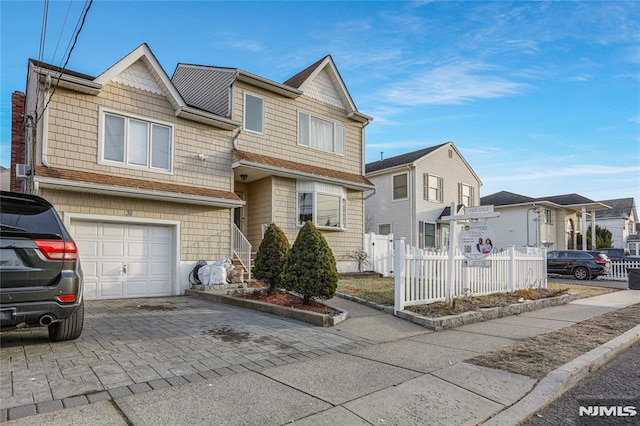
234 290 342 316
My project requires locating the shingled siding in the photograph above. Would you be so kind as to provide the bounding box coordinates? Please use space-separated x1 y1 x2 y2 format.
42 82 233 191
231 81 365 177
39 189 232 261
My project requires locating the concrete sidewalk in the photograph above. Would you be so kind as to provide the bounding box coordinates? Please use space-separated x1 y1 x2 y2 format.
4 290 640 425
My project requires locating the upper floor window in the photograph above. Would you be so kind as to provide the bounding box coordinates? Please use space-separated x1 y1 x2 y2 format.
424 174 443 202
244 93 264 133
393 173 408 200
102 110 172 173
458 183 474 207
544 209 553 224
298 112 344 154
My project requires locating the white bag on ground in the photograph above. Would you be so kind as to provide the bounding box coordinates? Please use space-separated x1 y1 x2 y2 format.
197 264 211 285
209 265 227 285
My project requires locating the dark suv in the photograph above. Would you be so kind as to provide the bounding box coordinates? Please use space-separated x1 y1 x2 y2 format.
547 250 611 280
1 191 84 341
598 248 626 261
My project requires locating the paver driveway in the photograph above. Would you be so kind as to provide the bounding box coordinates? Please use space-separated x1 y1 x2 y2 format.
0 296 371 415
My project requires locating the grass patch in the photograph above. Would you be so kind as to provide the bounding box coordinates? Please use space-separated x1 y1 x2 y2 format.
336 277 618 313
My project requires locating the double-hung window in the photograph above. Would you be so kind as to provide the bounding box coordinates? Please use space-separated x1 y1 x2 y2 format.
544 209 553 224
297 182 345 229
458 183 474 207
393 173 408 200
102 110 172 172
244 93 264 133
298 112 345 154
424 174 443 202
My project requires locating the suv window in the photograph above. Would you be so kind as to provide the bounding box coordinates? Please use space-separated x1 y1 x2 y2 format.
0 197 63 235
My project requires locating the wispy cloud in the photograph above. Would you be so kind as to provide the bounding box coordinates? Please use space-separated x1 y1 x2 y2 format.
380 62 528 106
482 164 640 183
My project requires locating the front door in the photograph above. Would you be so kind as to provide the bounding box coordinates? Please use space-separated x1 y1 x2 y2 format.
234 191 244 232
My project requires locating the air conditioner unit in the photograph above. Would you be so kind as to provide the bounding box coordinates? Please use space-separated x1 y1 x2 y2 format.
15 164 31 180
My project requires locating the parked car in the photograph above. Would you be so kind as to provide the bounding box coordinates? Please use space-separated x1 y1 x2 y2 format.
547 250 611 280
0 191 84 341
598 248 627 260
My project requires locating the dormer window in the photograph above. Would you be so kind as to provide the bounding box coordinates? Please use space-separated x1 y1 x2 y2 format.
298 111 344 154
244 93 264 134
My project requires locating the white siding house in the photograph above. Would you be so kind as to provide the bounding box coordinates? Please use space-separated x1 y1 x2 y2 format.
595 198 638 253
365 142 481 248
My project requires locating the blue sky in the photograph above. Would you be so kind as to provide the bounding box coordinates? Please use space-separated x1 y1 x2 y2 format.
1 1 639 204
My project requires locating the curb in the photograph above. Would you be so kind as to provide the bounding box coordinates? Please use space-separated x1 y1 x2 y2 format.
481 323 640 425
186 289 349 327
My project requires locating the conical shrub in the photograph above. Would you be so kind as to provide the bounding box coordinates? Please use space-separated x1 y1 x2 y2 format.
283 221 338 304
253 223 290 291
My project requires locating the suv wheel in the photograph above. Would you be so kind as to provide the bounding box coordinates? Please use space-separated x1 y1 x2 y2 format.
48 301 84 342
573 266 588 280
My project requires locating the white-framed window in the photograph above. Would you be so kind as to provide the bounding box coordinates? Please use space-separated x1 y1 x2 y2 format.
101 109 173 173
393 173 408 200
424 174 443 202
458 183 474 207
378 224 391 235
544 209 553 224
419 221 436 248
297 182 346 230
244 93 264 134
298 111 345 154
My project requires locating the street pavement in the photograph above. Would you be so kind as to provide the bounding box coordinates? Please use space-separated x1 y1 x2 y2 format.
1 289 639 425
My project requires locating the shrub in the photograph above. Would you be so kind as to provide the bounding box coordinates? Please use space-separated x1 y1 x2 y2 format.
283 221 338 304
253 223 290 291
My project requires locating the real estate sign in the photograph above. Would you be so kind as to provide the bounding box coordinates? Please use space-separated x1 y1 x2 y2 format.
459 222 496 260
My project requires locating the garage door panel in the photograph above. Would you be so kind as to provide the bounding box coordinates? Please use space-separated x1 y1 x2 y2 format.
127 242 148 257
71 220 174 300
102 241 125 257
100 280 126 298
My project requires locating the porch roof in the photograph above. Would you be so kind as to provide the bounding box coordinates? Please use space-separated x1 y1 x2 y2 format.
232 150 375 190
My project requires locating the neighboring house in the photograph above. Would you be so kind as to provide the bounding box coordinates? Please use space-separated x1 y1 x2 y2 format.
480 191 611 250
365 142 481 248
11 44 373 300
595 198 638 254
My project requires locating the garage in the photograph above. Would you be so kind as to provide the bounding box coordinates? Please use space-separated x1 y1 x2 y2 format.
70 220 174 299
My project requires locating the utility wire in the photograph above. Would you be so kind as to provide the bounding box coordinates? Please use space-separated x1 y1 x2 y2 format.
51 0 75 65
36 0 93 124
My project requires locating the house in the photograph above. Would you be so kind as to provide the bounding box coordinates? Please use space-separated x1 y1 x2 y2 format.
595 198 638 254
11 44 373 300
365 142 481 248
480 191 612 250
0 166 9 191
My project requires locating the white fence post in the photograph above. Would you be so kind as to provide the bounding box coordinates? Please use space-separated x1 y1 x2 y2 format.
508 245 515 292
394 240 405 313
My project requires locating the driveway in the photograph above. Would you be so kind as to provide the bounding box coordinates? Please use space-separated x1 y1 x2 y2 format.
0 296 372 415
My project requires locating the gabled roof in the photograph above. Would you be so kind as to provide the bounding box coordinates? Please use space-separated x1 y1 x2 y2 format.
481 191 611 212
365 143 448 174
480 191 536 206
595 197 637 219
29 44 240 130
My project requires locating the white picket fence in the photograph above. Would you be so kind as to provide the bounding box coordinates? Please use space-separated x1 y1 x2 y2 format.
393 241 547 312
599 259 640 281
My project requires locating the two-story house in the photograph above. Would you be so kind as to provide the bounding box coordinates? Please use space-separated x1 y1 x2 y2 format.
364 142 481 248
480 191 611 250
595 198 638 254
11 44 373 300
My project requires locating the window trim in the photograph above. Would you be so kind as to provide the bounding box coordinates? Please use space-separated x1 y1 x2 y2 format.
458 183 474 207
296 182 346 231
98 107 174 174
244 92 264 134
392 172 409 201
378 223 392 235
424 173 443 202
297 110 345 155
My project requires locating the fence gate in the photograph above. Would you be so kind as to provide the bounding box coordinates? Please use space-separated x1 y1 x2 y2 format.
364 233 394 277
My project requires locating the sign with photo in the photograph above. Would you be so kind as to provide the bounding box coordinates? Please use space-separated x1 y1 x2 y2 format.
458 222 496 260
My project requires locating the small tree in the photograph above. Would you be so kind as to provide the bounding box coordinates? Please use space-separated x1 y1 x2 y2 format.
577 225 613 249
253 223 290 292
347 249 369 273
283 221 338 304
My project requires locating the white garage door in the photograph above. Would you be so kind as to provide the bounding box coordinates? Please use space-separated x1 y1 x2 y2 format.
71 220 174 300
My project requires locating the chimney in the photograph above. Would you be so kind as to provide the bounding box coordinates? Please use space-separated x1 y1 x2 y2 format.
380 151 384 161
10 91 26 193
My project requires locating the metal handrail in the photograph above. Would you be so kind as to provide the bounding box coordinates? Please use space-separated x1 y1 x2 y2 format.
232 224 252 281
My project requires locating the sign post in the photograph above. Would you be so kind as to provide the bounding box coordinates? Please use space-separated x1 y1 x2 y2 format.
441 203 500 302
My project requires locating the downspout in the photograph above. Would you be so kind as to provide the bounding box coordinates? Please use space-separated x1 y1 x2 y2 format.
40 74 51 168
407 164 414 246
